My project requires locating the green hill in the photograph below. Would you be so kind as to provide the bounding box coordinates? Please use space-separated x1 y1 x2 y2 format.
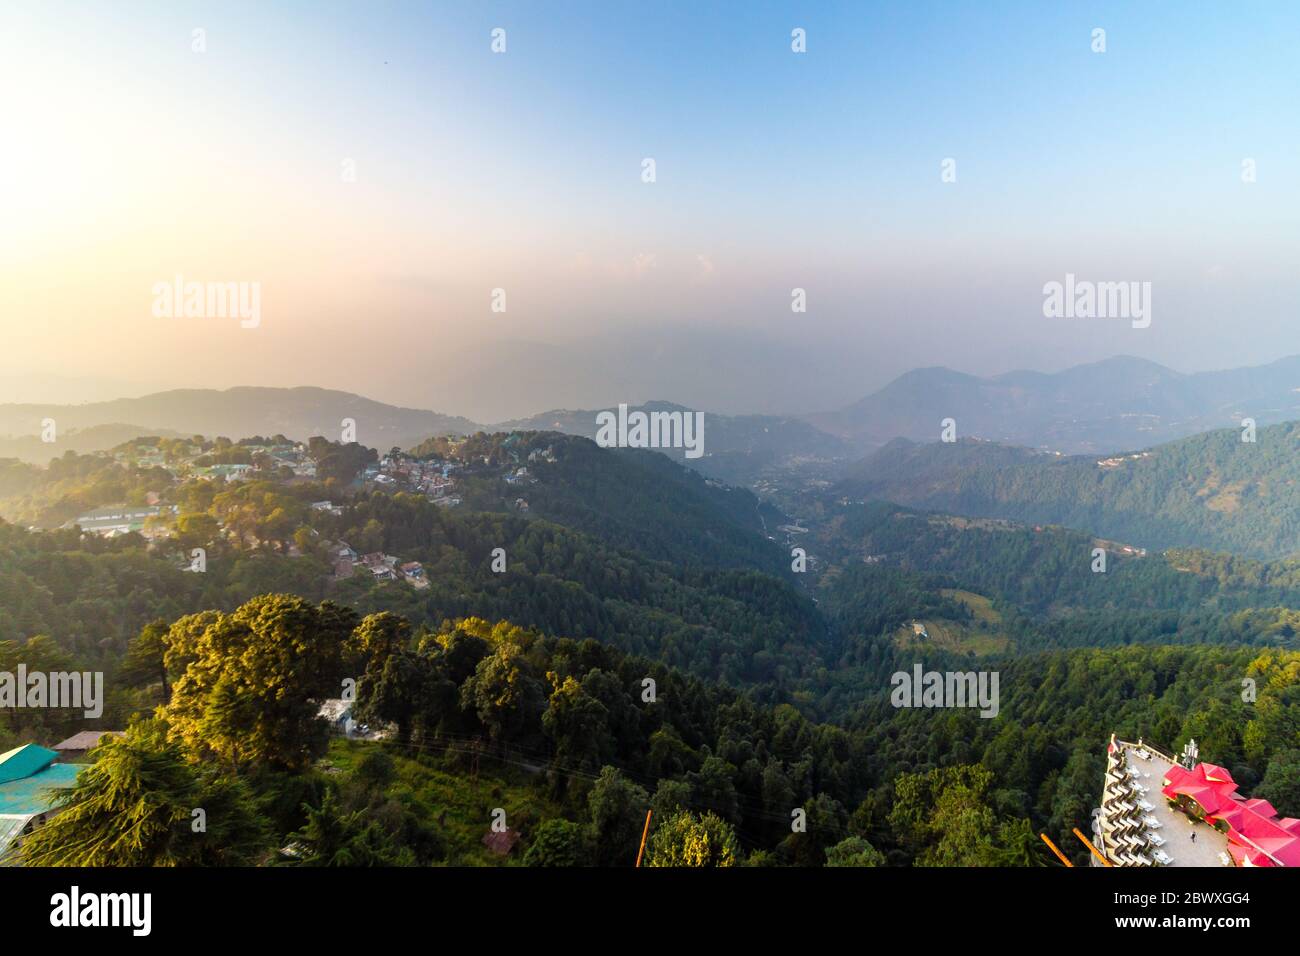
837 422 1300 559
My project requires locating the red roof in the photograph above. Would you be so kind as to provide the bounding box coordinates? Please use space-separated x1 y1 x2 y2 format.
1227 844 1272 868
1242 798 1277 816
1162 762 1300 867
1200 763 1234 785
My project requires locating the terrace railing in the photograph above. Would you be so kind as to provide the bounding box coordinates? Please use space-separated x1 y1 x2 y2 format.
1117 739 1177 763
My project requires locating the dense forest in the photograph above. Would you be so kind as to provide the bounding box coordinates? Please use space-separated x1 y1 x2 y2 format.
14 595 1299 868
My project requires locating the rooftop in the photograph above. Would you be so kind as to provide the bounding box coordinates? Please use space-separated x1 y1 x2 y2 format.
1120 744 1227 867
1104 738 1300 867
0 745 59 785
74 505 159 522
1162 760 1300 867
52 730 124 752
0 758 81 815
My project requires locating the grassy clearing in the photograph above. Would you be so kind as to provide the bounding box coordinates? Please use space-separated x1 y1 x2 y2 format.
893 589 1010 656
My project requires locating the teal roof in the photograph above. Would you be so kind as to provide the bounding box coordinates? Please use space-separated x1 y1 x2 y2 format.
0 745 59 785
0 762 80 815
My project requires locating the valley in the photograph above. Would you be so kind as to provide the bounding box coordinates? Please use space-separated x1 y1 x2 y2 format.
3 405 1298 869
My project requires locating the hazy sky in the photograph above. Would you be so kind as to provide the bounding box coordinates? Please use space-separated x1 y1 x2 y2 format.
2 1 1298 421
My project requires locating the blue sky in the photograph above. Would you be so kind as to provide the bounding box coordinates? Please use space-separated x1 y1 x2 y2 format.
2 1 1297 417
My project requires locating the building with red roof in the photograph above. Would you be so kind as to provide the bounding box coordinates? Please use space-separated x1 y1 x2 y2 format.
1161 759 1300 867
1094 736 1300 868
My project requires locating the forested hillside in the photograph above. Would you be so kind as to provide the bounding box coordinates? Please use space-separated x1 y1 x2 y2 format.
410 432 787 573
838 422 1300 559
818 501 1300 615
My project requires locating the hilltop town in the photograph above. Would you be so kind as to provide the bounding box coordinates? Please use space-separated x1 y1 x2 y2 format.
12 432 559 593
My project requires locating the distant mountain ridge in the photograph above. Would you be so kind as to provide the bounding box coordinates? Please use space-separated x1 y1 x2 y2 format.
5 354 1300 469
0 391 851 481
806 354 1300 455
0 387 480 456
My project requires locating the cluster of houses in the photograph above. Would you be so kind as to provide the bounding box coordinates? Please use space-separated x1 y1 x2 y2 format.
266 444 317 478
365 452 461 506
113 439 318 482
330 541 428 589
67 434 570 581
67 439 335 543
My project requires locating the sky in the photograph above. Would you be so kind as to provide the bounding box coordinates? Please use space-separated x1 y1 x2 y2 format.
1 1 1298 421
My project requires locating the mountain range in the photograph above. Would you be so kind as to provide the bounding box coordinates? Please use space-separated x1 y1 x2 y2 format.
4 354 1300 467
0 388 479 464
807 355 1300 455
